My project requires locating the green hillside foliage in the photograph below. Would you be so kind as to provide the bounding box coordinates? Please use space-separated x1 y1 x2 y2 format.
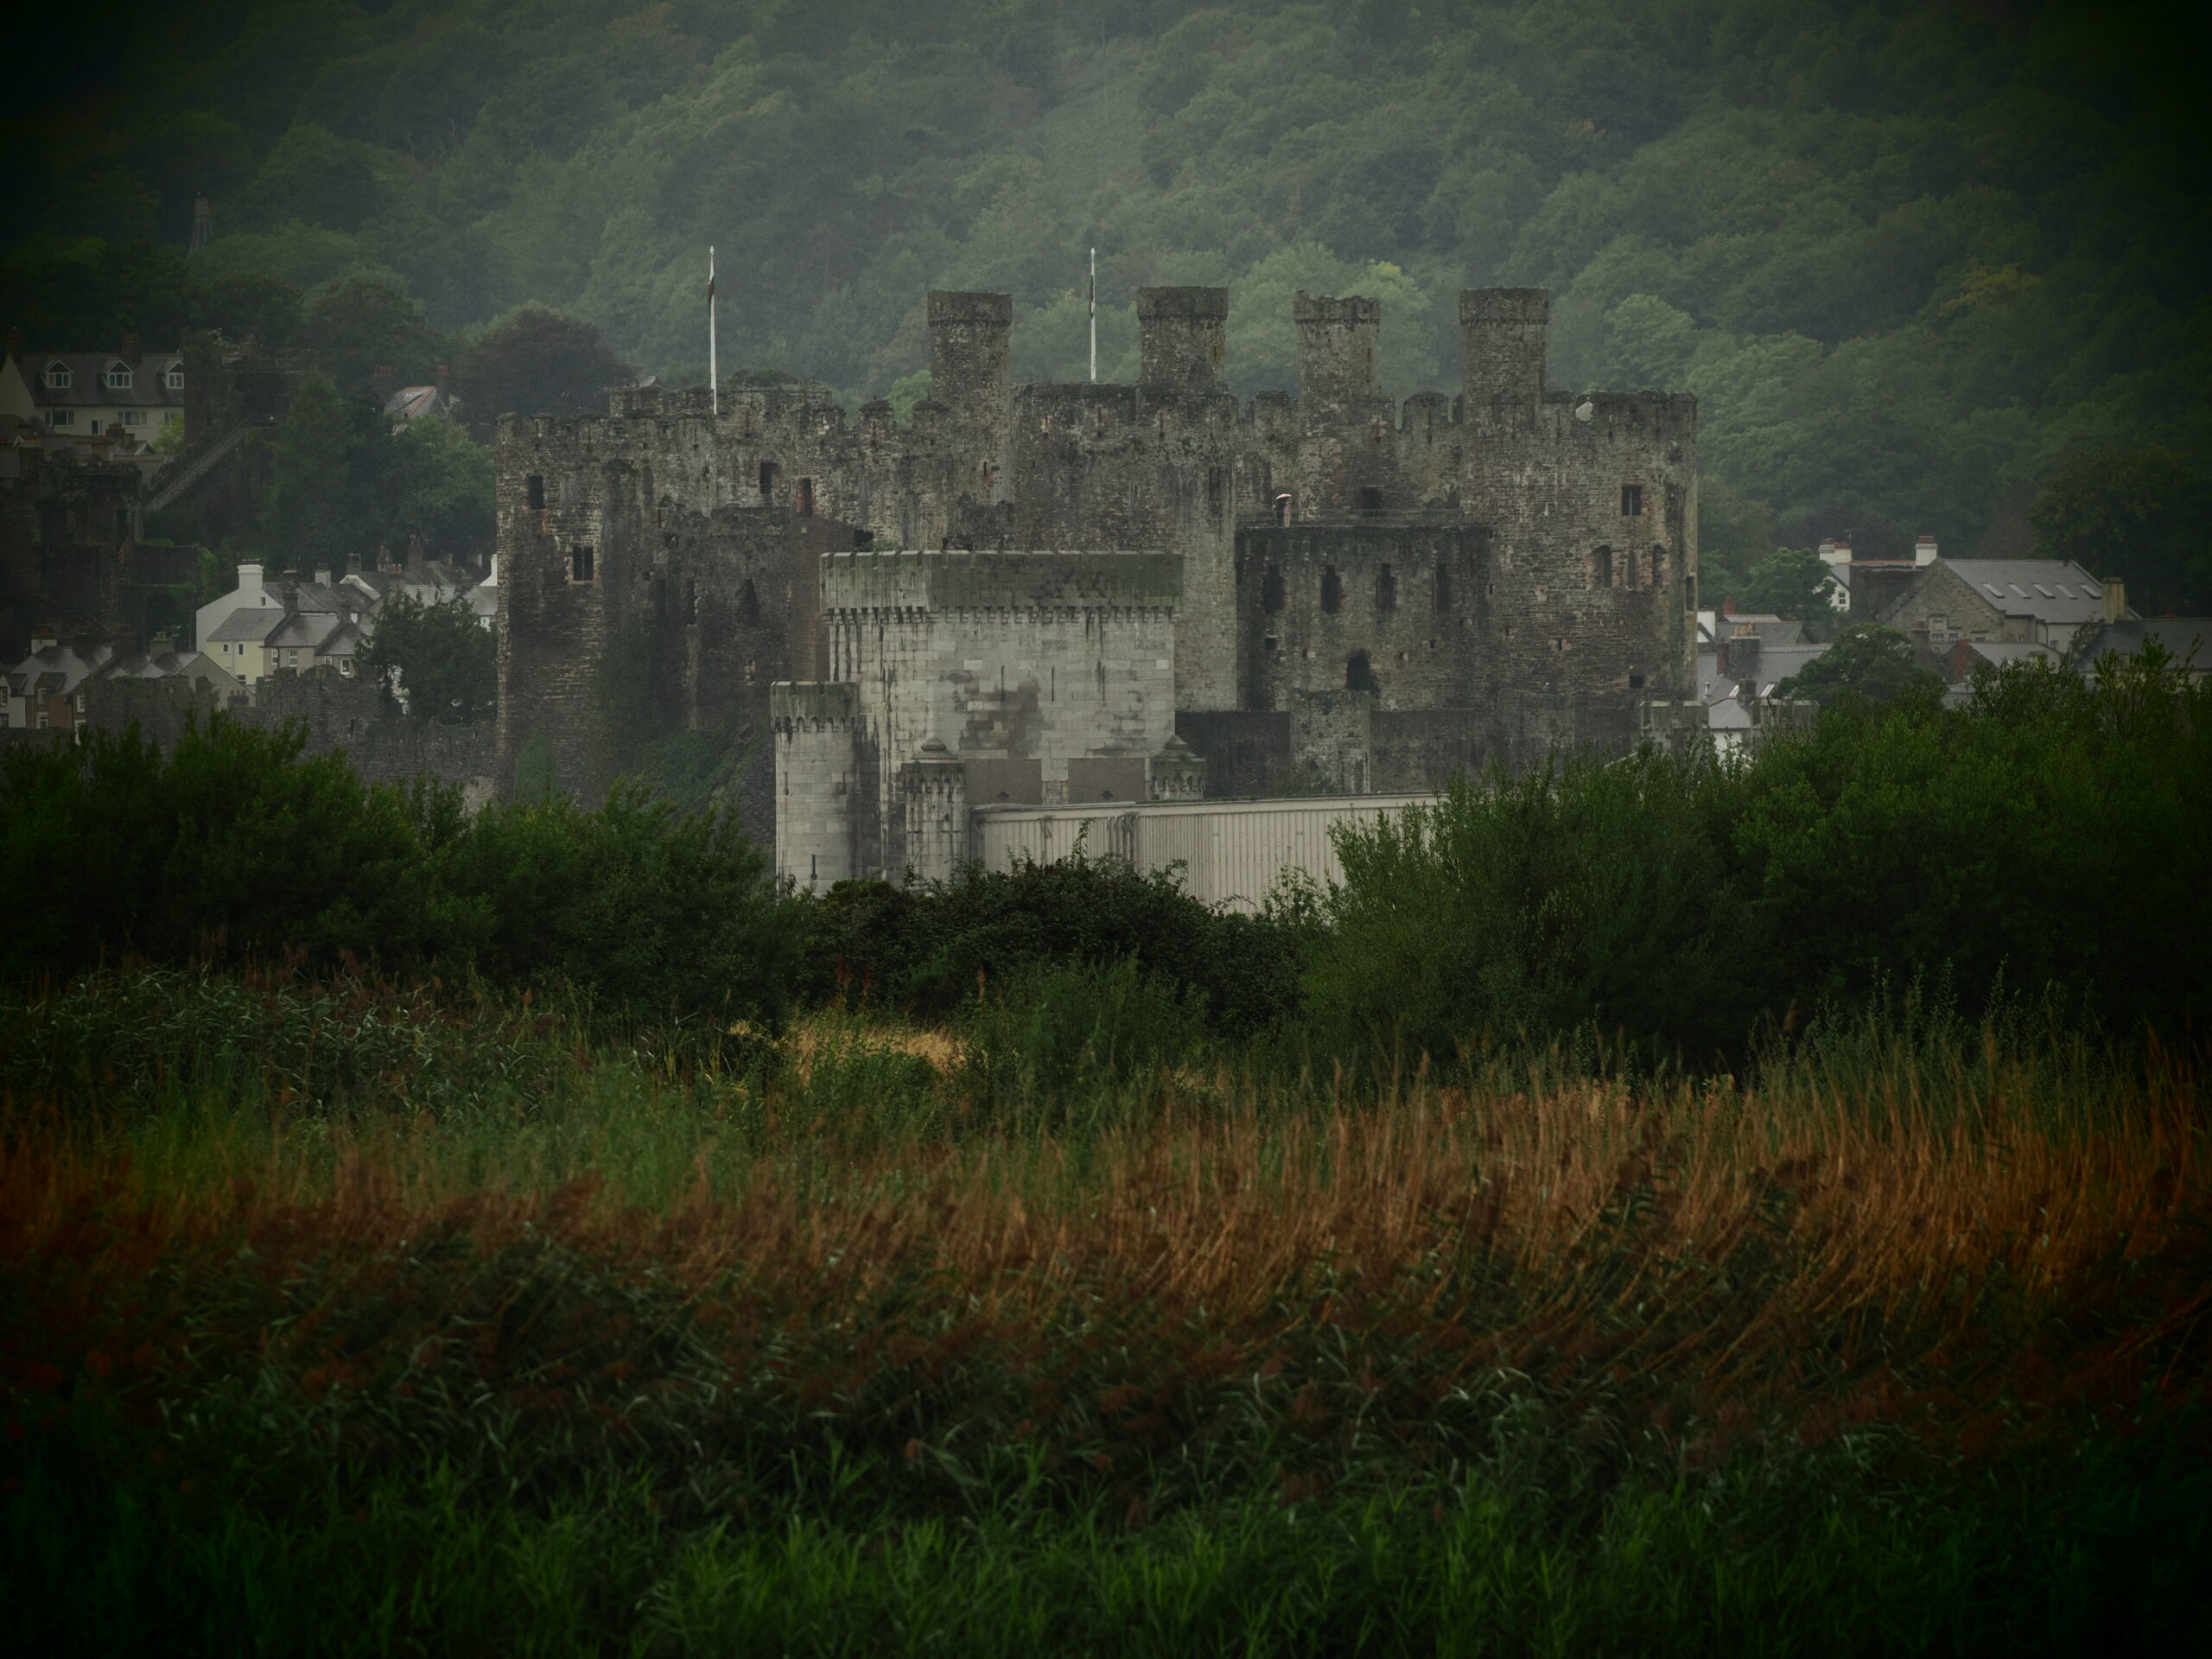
4 0 2207 588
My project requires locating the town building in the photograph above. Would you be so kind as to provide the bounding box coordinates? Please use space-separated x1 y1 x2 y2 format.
0 339 186 446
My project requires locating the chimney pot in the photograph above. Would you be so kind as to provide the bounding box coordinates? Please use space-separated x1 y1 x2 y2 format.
1915 535 1938 565
123 333 141 364
2102 577 2126 625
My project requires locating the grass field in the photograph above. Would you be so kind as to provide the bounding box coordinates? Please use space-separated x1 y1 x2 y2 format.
3 968 2208 1655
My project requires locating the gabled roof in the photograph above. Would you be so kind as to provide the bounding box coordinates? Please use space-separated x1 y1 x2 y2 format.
21 352 188 410
209 607 286 645
1936 560 2109 626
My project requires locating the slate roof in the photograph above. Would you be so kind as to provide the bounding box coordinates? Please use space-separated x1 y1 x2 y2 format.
23 352 188 411
1939 560 2108 626
2069 618 2212 671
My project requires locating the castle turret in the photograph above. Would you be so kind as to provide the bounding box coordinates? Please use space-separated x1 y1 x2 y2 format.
1139 287 1229 394
1294 293 1380 408
772 682 861 892
927 290 1011 423
1460 289 1548 404
901 737 969 885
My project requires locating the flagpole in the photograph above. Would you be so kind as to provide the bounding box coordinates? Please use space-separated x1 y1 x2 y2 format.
1088 247 1096 384
709 246 719 418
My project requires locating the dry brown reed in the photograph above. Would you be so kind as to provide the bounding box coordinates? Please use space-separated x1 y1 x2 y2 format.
3 1043 2205 1478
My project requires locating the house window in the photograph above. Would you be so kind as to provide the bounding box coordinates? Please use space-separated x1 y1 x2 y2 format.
1376 563 1397 612
570 544 596 582
525 474 545 510
1621 483 1643 516
42 364 71 390
122 410 146 426
1928 613 1948 638
340 658 353 676
1593 546 1613 588
1261 564 1285 613
48 410 74 428
1320 567 1343 614
165 366 185 391
105 364 133 390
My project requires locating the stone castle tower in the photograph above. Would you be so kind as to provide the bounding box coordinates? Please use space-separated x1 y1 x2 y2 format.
493 283 1699 871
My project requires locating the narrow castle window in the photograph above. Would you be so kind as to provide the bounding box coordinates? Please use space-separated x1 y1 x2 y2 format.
1357 486 1384 514
1346 651 1378 692
797 477 815 517
1650 544 1665 587
738 578 760 626
759 460 779 499
1621 483 1644 516
686 578 698 620
1685 573 1698 611
525 474 545 510
1321 567 1343 613
1629 673 1647 690
1274 493 1294 526
1434 565 1453 612
1592 546 1613 588
1206 467 1225 516
1376 563 1397 612
570 544 595 582
1262 565 1285 613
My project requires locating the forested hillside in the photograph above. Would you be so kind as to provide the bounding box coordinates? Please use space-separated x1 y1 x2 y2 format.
8 0 2206 589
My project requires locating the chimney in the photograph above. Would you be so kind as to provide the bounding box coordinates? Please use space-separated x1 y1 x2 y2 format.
123 333 142 365
5 329 22 361
1724 634 1764 692
2102 577 2126 624
315 568 332 587
151 632 175 657
1829 538 1851 564
1722 597 1737 617
373 365 393 399
282 580 299 613
1915 535 1938 565
30 623 58 652
237 562 264 604
435 363 449 393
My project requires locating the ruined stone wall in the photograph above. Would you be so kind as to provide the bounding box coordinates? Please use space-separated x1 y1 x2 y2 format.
1233 524 1491 713
1460 390 1700 750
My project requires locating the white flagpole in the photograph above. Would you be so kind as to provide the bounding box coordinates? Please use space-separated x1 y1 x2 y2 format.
1088 247 1096 384
709 246 719 417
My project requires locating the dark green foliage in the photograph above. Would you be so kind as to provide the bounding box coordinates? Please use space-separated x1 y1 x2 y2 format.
301 276 448 397
457 306 633 430
628 722 754 816
957 956 1210 1117
359 592 496 724
1775 622 1939 704
801 854 1303 1039
2031 447 2212 614
0 717 796 1028
436 784 803 1033
248 372 494 574
7 1 2206 560
1730 546 1844 631
1313 650 2211 1065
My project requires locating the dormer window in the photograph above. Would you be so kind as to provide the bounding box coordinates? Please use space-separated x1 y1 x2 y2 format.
43 364 72 390
105 363 134 390
165 366 185 391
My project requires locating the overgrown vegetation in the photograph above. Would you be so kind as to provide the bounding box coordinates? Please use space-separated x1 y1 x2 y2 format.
2 974 2206 1653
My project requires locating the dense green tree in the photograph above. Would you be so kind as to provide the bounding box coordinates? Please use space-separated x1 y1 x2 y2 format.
1776 624 1939 707
457 307 634 431
359 593 495 725
302 278 451 397
256 372 371 573
2031 449 2212 615
1732 547 1846 631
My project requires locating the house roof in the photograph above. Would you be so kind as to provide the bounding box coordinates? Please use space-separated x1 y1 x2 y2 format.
20 352 187 411
4 641 113 695
383 385 459 421
265 611 343 651
1937 560 2109 626
208 607 286 644
1957 640 2059 669
2069 618 2212 671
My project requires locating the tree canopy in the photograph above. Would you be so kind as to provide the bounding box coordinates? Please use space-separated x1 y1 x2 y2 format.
1776 624 1939 707
3 0 2205 576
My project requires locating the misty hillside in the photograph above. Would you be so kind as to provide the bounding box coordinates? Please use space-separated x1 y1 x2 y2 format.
7 0 2206 567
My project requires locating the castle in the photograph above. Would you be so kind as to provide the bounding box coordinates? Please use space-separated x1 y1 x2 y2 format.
493 286 1700 886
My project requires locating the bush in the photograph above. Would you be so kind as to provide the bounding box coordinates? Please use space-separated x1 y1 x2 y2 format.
800 853 1302 1039
0 717 799 1031
1310 649 2212 1066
